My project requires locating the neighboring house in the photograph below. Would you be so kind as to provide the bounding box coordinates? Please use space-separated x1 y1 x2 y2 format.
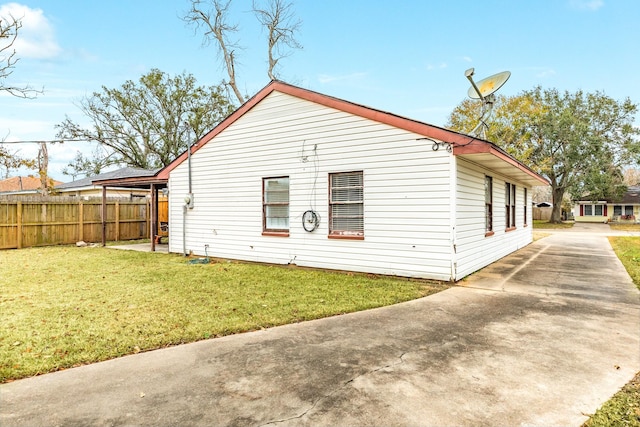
532 202 553 221
0 176 62 195
574 186 640 223
534 202 552 208
55 167 158 199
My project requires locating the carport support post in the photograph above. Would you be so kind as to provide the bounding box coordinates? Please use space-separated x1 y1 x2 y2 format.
101 186 107 247
150 183 156 252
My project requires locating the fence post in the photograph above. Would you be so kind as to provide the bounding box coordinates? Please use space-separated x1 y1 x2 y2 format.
79 201 84 242
115 201 120 241
101 188 107 246
16 201 22 249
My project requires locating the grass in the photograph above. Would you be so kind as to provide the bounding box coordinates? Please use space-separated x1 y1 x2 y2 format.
608 236 640 290
533 219 574 229
609 223 640 232
583 373 640 427
0 246 449 382
582 236 640 426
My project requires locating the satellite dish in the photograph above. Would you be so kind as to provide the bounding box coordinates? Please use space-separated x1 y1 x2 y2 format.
463 68 511 139
467 71 511 99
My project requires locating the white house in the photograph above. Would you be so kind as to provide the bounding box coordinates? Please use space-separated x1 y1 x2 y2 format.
156 81 548 281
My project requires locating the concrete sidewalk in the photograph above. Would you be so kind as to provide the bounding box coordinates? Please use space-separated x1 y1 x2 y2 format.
1 232 639 426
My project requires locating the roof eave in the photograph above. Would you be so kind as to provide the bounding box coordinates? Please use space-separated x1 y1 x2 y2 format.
157 80 548 186
454 143 549 186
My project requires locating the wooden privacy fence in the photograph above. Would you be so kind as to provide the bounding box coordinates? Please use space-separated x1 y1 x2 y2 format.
533 206 552 221
0 196 150 250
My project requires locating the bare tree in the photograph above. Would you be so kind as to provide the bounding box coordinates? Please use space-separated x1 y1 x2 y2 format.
0 141 35 179
623 168 640 186
184 0 245 104
184 0 301 103
37 142 49 195
253 0 301 80
0 14 41 98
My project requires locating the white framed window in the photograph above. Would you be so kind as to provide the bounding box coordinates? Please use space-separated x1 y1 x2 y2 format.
505 182 516 229
263 177 289 233
329 171 363 238
581 204 606 216
614 205 634 219
485 176 493 233
523 188 528 226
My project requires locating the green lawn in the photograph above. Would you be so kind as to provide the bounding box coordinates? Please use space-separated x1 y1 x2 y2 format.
608 236 640 290
609 223 640 232
0 246 449 382
533 219 574 229
583 236 640 427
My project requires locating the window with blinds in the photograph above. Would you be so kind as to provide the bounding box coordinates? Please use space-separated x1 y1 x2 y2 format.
329 171 363 237
263 177 289 233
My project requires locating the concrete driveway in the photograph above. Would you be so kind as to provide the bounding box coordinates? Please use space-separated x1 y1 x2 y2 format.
1 231 639 426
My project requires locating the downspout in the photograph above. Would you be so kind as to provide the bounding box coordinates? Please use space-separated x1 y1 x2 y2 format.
183 131 195 256
449 150 458 281
183 203 187 256
188 137 193 196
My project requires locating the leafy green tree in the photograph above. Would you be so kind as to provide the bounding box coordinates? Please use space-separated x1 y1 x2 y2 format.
448 87 640 223
56 69 235 170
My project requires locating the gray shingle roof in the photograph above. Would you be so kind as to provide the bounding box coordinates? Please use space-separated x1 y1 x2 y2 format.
619 186 640 204
56 167 160 189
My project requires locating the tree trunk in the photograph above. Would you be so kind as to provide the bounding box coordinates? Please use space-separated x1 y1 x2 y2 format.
549 185 565 223
37 143 49 196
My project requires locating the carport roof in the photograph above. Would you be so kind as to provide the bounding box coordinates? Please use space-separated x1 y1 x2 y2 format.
92 167 166 189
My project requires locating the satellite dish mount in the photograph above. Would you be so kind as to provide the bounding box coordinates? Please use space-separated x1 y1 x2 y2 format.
464 68 511 139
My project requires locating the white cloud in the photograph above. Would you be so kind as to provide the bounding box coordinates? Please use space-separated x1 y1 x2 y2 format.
461 56 472 63
569 0 604 11
426 62 448 71
536 68 556 78
0 2 62 59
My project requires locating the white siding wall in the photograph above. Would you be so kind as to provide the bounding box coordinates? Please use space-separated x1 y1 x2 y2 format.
455 158 533 280
169 91 454 280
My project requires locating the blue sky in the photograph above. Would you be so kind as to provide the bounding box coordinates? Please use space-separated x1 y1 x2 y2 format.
1 0 638 181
